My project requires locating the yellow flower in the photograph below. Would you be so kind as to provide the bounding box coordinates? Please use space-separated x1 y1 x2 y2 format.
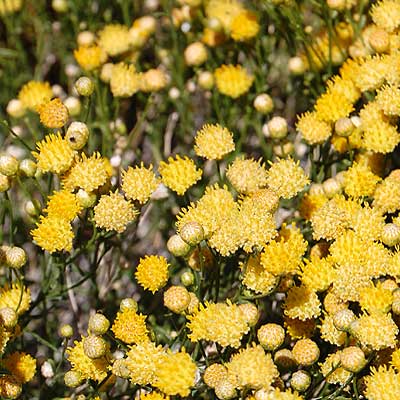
140 393 169 400
266 158 309 199
2 352 36 384
110 62 140 97
240 255 279 295
66 338 110 382
299 193 329 220
0 284 30 315
362 121 400 154
74 45 104 71
227 344 279 390
32 133 75 174
125 342 165 385
94 192 138 233
135 255 169 293
358 282 393 314
375 84 400 116
140 69 168 92
205 0 244 32
296 111 332 145
260 389 305 400
300 257 336 292
36 98 69 129
352 313 398 350
371 0 400 32
194 123 235 160
111 308 149 344
121 163 159 204
284 317 315 340
226 157 268 194
214 65 254 98
354 55 387 92
31 216 74 253
18 81 53 110
284 286 321 321
44 190 82 221
0 0 22 16
62 152 111 193
98 24 131 56
230 11 260 41
319 314 347 346
320 351 351 385
314 91 354 124
154 350 196 397
159 155 202 195
373 170 400 214
187 301 250 348
365 366 400 400
343 162 381 198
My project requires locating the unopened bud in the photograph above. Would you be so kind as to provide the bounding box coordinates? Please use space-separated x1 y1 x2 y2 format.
59 324 73 338
0 155 19 176
19 159 37 177
198 71 214 90
5 246 27 269
6 99 25 118
180 221 204 246
76 189 97 208
66 121 89 150
120 298 138 312
167 234 191 257
83 335 107 359
88 313 110 335
335 117 354 137
267 116 288 139
75 77 94 97
290 370 311 392
180 271 195 286
0 307 18 329
64 370 82 387
253 94 274 114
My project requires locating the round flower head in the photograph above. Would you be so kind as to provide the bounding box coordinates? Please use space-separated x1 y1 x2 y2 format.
167 234 191 257
226 157 268 194
32 133 76 174
140 68 168 92
94 192 138 233
18 81 53 110
290 370 311 393
267 158 309 199
320 351 351 385
343 162 381 198
111 308 149 344
300 257 336 292
44 190 82 221
205 0 244 31
1 352 36 384
257 323 285 351
66 337 109 382
153 350 196 397
121 163 159 204
135 255 169 293
365 366 400 400
88 313 110 336
158 155 202 195
66 121 89 150
230 10 260 41
98 24 131 57
31 216 74 253
74 76 94 97
184 42 208 66
110 62 140 97
62 152 111 192
0 376 21 399
371 0 400 32
0 155 18 177
284 285 321 321
358 282 393 314
180 221 204 246
194 123 235 160
203 363 228 388
292 339 320 366
319 313 347 346
340 346 366 373
164 286 191 313
126 341 164 385
74 45 104 71
226 344 279 390
139 392 169 400
375 84 400 116
36 98 69 128
0 0 23 16
83 335 108 359
187 300 250 348
296 111 332 145
214 65 254 98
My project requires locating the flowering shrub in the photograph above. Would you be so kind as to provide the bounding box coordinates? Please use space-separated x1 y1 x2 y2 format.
1 0 400 399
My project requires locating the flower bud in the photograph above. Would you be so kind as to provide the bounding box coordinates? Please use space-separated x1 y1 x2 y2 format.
288 56 306 75
381 223 400 247
76 189 97 208
184 42 208 66
274 349 297 370
309 183 325 196
292 339 320 366
322 177 341 198
6 99 25 118
214 379 236 400
52 0 68 12
340 346 366 373
0 174 10 192
66 121 89 150
203 363 227 388
273 141 294 157
335 117 354 137
83 335 107 359
333 308 356 332
180 221 204 246
0 155 19 176
290 370 311 392
100 63 114 83
88 313 110 335
41 360 54 379
164 286 191 313
19 159 37 177
239 303 259 327
0 307 18 329
64 370 82 387
111 359 130 379
5 246 27 269
0 376 22 399
369 28 390 54
77 31 96 47
181 271 195 286
59 324 73 338
169 87 180 100
167 234 191 257
207 17 222 32
64 96 81 116
187 246 214 270
120 298 138 312
198 71 214 90
187 291 200 314
258 323 285 351
267 116 288 139
75 77 94 97
327 0 346 10
253 94 274 114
